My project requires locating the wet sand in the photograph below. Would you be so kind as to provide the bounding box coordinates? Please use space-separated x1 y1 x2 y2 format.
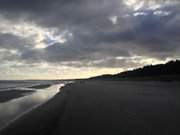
27 84 52 89
0 84 53 103
0 90 35 103
1 81 180 135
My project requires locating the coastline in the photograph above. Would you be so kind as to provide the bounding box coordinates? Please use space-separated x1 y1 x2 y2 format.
0 83 55 103
0 83 65 130
0 83 69 135
0 90 35 103
1 81 180 135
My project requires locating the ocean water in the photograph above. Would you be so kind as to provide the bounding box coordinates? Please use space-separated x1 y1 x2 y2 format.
0 80 71 129
0 80 58 91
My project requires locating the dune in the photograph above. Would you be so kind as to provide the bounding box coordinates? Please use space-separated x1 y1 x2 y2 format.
1 81 180 135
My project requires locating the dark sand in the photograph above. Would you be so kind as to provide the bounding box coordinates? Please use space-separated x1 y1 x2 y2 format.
1 81 180 135
0 90 35 103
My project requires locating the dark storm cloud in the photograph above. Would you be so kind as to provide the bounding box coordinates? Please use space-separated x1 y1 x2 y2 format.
20 41 130 63
0 0 121 28
81 4 180 58
0 33 30 50
0 0 180 68
58 58 141 68
0 33 33 62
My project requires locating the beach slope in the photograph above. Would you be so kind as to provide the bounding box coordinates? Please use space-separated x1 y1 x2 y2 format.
1 81 180 135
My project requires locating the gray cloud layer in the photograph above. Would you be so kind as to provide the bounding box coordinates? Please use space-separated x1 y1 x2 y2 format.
0 0 180 70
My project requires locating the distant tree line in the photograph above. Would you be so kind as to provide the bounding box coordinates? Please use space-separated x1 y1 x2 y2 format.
90 60 180 80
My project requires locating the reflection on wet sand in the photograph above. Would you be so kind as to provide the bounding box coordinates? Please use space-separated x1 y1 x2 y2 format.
0 84 64 129
0 90 35 103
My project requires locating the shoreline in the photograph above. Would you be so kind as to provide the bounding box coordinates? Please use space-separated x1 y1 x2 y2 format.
1 81 180 135
0 90 35 103
0 83 66 130
0 83 55 103
27 84 52 89
0 82 70 134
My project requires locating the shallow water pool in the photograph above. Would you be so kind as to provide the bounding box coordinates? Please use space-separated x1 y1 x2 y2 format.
0 83 65 129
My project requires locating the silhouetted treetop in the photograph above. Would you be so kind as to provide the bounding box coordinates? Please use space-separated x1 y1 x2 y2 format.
90 60 180 80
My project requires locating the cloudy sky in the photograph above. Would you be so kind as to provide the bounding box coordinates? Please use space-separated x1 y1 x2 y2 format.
0 0 180 79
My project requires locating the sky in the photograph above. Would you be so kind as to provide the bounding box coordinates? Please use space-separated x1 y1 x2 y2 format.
0 0 180 80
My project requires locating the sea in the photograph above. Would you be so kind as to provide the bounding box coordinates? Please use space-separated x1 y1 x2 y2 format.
0 80 72 129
